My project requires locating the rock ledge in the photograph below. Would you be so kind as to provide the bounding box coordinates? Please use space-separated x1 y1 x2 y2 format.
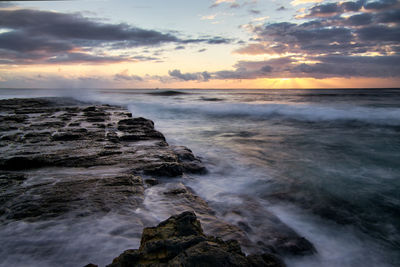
106 211 285 267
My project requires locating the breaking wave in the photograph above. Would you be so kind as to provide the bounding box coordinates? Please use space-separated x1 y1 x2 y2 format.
129 102 400 126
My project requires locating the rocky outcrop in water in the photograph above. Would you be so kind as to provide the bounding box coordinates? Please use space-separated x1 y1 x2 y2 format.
0 98 315 266
0 97 205 221
107 211 285 267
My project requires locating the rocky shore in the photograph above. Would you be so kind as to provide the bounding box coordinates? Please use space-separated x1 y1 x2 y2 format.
105 211 284 267
0 98 315 266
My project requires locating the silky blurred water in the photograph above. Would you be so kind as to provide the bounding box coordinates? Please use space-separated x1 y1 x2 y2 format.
1 88 399 266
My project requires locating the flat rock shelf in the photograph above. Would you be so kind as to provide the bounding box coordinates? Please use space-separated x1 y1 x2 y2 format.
0 98 314 266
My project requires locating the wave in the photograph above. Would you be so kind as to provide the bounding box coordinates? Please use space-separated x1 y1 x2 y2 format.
129 102 400 126
145 90 188 96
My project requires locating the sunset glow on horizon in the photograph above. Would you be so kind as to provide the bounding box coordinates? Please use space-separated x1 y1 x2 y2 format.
0 0 399 89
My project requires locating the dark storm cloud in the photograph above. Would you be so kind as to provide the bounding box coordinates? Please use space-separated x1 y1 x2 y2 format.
307 2 341 16
0 31 74 53
236 0 400 57
364 0 399 10
219 0 400 80
208 55 400 80
0 9 231 64
376 9 400 23
304 1 366 17
357 25 400 42
305 0 399 18
291 55 400 78
347 13 373 26
0 9 178 46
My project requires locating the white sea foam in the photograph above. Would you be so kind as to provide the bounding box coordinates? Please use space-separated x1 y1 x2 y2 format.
128 101 400 126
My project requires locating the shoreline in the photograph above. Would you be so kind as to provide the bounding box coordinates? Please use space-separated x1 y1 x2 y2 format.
0 97 315 266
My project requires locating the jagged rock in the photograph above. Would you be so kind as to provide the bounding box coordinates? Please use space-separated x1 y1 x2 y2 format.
144 178 159 186
107 211 285 267
0 98 207 222
171 146 207 174
51 131 83 141
142 162 183 177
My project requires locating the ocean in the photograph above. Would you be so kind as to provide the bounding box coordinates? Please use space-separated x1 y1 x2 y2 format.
0 88 399 266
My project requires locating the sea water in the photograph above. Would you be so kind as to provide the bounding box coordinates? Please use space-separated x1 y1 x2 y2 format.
0 88 399 266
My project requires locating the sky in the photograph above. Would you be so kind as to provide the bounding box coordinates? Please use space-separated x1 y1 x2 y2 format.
0 0 399 89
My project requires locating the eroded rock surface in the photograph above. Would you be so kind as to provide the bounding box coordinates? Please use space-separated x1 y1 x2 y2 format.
0 97 314 266
0 97 205 221
107 211 285 267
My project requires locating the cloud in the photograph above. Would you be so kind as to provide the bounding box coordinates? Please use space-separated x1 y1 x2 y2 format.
347 13 373 26
47 53 127 64
301 0 399 18
0 9 179 45
168 69 211 81
236 0 399 56
290 0 323 6
252 16 270 22
291 55 400 78
210 0 236 8
178 54 400 81
0 9 232 65
249 9 261 14
114 70 143 81
357 25 400 42
201 14 217 20
364 0 399 10
225 0 400 80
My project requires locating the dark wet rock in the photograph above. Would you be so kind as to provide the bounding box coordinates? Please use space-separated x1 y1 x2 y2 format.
0 115 28 123
107 211 285 267
142 162 183 177
31 121 66 129
51 131 83 141
1 133 23 142
83 106 96 112
164 187 187 195
217 197 316 256
0 97 313 265
0 156 47 170
144 178 159 186
118 117 154 129
117 118 166 142
0 97 207 222
140 182 255 252
172 146 207 174
0 173 26 189
106 131 119 143
3 173 144 221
